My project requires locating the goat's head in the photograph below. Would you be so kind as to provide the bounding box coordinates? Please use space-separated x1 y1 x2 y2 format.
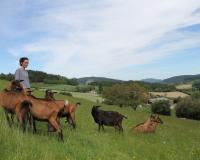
5 80 24 92
92 105 101 111
150 114 163 124
45 89 56 100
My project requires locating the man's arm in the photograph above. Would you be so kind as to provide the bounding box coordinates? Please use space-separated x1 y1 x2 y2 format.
15 69 20 80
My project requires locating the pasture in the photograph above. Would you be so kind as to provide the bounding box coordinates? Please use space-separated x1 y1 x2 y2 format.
0 80 200 160
71 92 103 103
32 83 77 92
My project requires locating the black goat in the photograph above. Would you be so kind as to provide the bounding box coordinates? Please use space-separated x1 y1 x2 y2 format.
91 105 127 133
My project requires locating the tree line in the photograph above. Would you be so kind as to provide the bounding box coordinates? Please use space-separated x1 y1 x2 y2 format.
0 70 78 85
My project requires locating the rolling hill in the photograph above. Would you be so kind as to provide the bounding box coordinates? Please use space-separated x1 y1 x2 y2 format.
141 74 200 84
141 78 163 83
77 77 124 85
163 74 200 84
1 70 200 85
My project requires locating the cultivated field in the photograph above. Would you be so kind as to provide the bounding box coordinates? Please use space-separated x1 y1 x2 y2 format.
0 80 200 160
176 84 193 90
150 91 189 98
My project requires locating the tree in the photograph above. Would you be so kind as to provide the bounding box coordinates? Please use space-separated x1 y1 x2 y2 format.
176 97 200 120
193 81 200 91
102 83 149 107
151 100 171 116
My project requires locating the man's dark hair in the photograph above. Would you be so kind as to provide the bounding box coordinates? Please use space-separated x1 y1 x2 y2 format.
19 57 29 66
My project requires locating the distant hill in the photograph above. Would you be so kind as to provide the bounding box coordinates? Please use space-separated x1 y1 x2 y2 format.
77 77 124 85
141 74 200 84
1 69 200 85
163 74 200 84
141 78 163 83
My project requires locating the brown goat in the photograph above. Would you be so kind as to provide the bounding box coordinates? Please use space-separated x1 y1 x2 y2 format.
133 115 163 133
4 80 24 92
31 90 80 133
20 93 66 141
0 81 65 141
0 80 29 127
44 90 80 128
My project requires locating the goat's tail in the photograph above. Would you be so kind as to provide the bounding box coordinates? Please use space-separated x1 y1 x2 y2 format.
122 115 128 119
20 100 33 131
64 100 69 106
21 100 32 109
76 102 81 107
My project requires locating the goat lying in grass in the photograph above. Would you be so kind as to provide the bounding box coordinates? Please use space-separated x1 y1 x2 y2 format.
133 114 163 133
91 105 127 133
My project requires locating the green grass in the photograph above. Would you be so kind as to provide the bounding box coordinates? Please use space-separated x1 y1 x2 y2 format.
0 79 9 89
0 80 200 160
71 92 103 103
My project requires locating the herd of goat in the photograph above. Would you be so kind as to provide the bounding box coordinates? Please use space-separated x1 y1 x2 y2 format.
0 80 163 142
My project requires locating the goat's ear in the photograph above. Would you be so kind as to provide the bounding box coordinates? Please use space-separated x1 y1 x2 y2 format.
4 88 9 92
150 114 154 118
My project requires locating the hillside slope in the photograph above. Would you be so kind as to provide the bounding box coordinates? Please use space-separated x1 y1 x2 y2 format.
163 74 200 84
0 80 200 160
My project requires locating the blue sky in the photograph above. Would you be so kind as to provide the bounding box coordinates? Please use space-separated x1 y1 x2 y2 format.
0 0 200 80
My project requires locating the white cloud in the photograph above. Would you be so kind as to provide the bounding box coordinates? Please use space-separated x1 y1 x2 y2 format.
4 0 200 79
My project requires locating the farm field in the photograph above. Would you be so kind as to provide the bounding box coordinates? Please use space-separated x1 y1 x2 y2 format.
0 80 200 160
150 91 189 98
176 84 193 90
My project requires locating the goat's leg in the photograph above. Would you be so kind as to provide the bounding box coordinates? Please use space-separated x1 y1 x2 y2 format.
114 125 118 132
32 118 37 134
16 111 24 132
18 110 28 133
118 123 123 134
49 118 64 142
47 122 56 132
28 113 33 128
101 125 105 131
117 124 121 134
11 113 14 124
98 124 101 132
22 115 27 133
3 108 12 127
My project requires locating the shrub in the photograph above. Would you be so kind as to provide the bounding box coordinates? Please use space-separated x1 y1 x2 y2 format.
175 97 200 120
173 97 182 104
151 100 171 115
191 91 200 99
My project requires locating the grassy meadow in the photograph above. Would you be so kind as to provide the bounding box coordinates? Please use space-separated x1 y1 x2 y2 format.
0 80 200 160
